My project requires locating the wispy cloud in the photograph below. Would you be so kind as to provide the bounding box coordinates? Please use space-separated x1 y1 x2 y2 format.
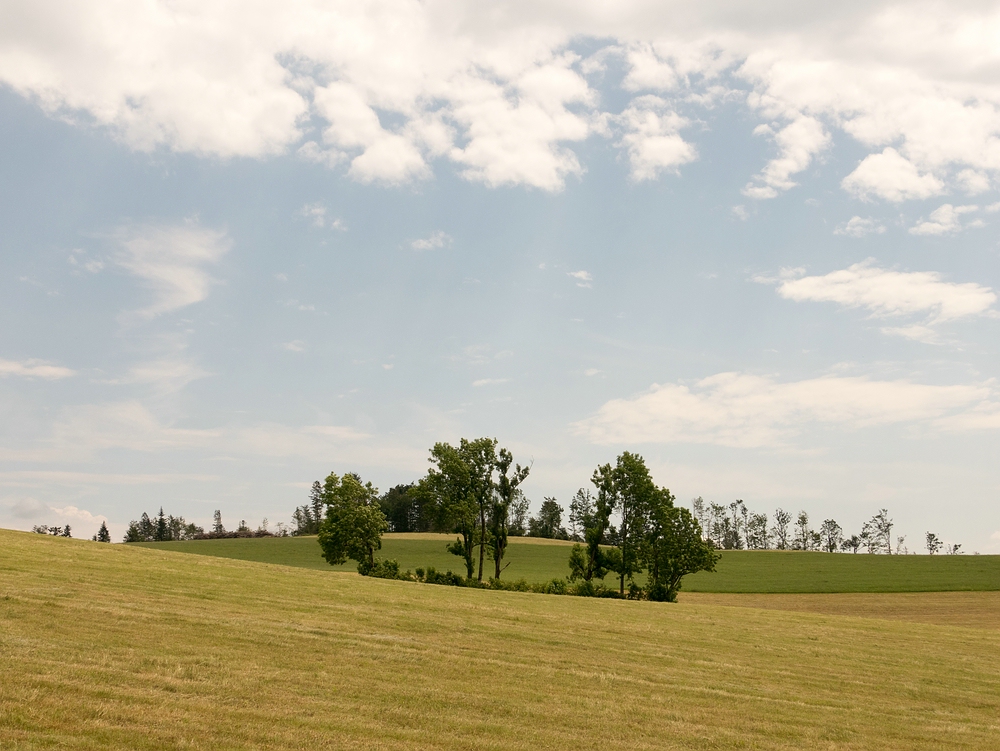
114 221 231 318
411 231 451 250
296 202 346 230
283 340 306 352
760 260 996 341
0 358 75 380
568 270 593 288
472 378 508 387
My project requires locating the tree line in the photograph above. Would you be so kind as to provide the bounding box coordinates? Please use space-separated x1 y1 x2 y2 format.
313 439 719 602
691 499 964 555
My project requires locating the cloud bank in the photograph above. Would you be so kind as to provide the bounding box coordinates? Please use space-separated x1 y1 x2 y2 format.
575 372 996 448
2 1 999 197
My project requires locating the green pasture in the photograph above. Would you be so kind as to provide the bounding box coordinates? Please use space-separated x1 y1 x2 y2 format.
3 529 999 750
138 532 1000 592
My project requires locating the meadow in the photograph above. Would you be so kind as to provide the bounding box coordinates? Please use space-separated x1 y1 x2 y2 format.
139 532 1000 592
3 528 1000 750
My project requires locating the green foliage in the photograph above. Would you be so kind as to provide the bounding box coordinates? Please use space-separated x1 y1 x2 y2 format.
528 497 567 539
317 472 388 573
488 448 531 579
414 437 497 580
94 521 111 543
123 510 204 542
643 491 719 602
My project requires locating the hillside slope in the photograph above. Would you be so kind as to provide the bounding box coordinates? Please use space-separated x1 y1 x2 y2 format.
3 529 999 750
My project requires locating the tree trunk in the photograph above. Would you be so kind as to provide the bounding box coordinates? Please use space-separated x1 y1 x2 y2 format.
477 508 486 581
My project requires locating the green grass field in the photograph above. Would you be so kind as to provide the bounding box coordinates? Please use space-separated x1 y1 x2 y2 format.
138 533 1000 592
3 529 1000 750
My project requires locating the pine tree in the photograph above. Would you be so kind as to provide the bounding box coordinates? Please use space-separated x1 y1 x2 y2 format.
96 521 111 543
212 510 225 535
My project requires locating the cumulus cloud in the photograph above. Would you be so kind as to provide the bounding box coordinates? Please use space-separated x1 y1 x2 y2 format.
567 270 593 288
743 116 830 199
834 216 886 238
841 148 944 202
770 261 996 326
4 2 1000 197
114 221 231 318
616 96 696 181
411 231 452 250
0 358 75 380
574 372 994 448
909 204 980 236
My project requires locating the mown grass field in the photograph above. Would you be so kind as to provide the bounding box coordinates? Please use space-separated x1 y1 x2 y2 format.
138 533 1000 592
3 529 1000 750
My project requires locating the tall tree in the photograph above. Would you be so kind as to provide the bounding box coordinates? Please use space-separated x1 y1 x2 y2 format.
925 532 943 555
416 438 496 580
95 521 111 543
872 509 893 554
488 447 530 579
212 510 225 535
528 498 566 539
317 472 388 573
155 507 169 542
568 488 595 542
643 487 720 602
746 513 769 549
569 464 617 583
793 511 812 550
508 491 530 536
310 481 324 528
772 508 792 550
820 519 843 553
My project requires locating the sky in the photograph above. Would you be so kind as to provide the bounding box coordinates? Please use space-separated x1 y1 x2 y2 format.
1 0 999 551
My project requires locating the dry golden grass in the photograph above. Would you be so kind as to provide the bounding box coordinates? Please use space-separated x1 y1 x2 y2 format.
682 591 1000 629
3 529 999 750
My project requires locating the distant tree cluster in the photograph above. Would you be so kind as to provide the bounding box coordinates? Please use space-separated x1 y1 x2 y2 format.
121 508 279 542
32 524 71 537
313 441 717 602
689 500 928 555
925 532 963 555
123 508 205 542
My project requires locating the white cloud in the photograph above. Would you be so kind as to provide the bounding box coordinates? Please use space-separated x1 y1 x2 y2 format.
743 116 830 199
0 358 75 380
411 231 452 250
616 95 696 181
834 216 886 238
283 340 306 352
472 378 508 387
114 221 231 318
568 270 593 288
769 261 996 329
909 203 979 236
297 202 329 228
841 148 944 202
731 205 749 220
4 3 1000 197
574 371 994 448
584 368 602 376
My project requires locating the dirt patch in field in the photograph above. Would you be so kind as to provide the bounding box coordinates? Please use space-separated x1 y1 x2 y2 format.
682 591 1000 629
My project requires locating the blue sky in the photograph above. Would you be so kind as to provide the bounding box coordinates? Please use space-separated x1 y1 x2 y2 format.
2 1 999 550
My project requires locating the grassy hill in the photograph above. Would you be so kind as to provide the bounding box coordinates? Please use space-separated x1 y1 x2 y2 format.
3 529 1000 749
138 533 1000 592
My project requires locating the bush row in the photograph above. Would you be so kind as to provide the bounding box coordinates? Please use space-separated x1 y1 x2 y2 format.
358 558 660 600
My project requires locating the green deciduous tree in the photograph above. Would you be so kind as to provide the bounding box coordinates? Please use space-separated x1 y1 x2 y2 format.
488 448 530 579
643 488 719 602
528 498 566 539
317 472 388 574
415 438 497 580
